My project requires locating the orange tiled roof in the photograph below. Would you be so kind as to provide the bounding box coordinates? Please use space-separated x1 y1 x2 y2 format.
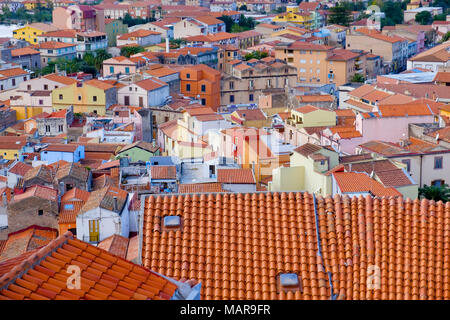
217 168 255 184
0 68 28 78
85 79 114 91
333 172 402 197
150 166 177 180
118 29 160 40
0 225 58 262
8 161 32 176
142 192 450 300
38 41 76 49
0 232 179 300
10 47 40 57
43 73 77 85
178 183 223 193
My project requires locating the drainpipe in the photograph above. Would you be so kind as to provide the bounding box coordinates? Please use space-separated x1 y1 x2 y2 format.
419 154 423 187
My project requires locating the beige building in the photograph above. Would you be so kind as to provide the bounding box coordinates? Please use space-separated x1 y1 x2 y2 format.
220 59 297 106
346 28 408 73
275 41 368 85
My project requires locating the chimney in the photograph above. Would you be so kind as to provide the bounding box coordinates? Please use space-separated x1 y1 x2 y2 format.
165 37 169 53
113 196 118 212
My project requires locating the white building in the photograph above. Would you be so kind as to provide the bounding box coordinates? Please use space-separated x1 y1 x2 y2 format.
76 186 130 243
118 78 170 107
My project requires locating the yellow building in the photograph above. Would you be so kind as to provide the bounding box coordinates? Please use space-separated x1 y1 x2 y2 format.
269 143 339 196
287 105 336 128
439 104 450 123
273 6 314 29
0 137 27 160
13 22 59 44
52 79 116 116
10 105 44 120
24 0 50 10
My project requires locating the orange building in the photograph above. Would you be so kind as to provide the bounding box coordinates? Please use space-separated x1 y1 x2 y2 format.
179 64 221 111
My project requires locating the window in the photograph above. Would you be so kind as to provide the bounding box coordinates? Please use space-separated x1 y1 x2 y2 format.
186 84 191 92
44 84 48 90
300 59 306 64
229 81 234 89
249 94 254 101
402 159 411 172
186 73 190 79
129 86 132 91
201 98 206 105
39 99 43 105
201 84 206 92
45 125 50 132
278 273 302 292
78 95 82 101
27 85 31 90
431 179 445 187
434 156 443 169
163 215 181 230
125 67 129 73
38 209 43 216
58 125 63 132
93 96 97 102
110 66 114 73
59 94 63 100
230 95 234 103
12 79 15 86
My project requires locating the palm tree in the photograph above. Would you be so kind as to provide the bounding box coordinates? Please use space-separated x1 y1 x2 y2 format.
418 184 450 202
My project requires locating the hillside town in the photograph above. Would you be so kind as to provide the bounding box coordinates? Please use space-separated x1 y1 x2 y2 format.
0 0 449 302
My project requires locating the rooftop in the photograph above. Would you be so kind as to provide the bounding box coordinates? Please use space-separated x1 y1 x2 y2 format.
142 192 450 299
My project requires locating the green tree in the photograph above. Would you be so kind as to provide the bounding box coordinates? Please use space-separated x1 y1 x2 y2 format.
94 49 112 71
328 4 353 26
434 13 447 21
419 184 450 202
120 46 145 57
351 73 365 82
239 4 248 11
415 11 433 25
380 1 404 28
218 15 234 32
441 31 450 42
244 51 268 60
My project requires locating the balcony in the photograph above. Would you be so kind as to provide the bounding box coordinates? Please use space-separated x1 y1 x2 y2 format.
286 118 303 127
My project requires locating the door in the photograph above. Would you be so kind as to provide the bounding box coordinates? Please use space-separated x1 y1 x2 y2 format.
139 96 143 107
89 220 99 242
124 96 130 106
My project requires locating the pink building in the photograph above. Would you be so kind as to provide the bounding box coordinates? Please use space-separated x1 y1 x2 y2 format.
322 102 437 154
53 5 105 32
102 56 142 77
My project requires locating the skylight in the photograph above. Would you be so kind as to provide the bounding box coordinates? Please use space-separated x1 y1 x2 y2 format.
163 215 181 228
280 273 299 287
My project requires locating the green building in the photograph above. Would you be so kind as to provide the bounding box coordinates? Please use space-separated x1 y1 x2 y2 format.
105 19 128 47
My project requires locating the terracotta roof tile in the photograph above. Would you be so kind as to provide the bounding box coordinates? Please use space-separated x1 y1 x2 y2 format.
142 192 449 300
0 232 179 300
150 166 177 180
217 168 255 184
293 143 322 157
333 172 402 197
0 226 58 262
178 183 223 193
8 162 32 176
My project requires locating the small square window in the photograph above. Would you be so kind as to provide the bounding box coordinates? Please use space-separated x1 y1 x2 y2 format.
164 215 181 227
280 273 299 287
